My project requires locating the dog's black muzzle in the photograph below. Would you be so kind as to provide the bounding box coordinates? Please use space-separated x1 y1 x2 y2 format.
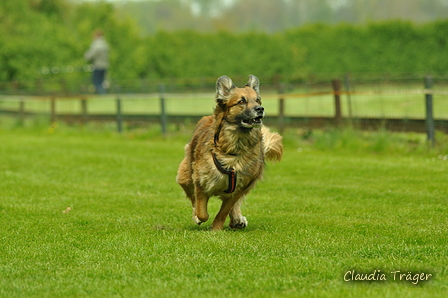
240 105 264 128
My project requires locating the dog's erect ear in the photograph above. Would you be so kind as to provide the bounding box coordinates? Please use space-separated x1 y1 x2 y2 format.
216 75 235 103
245 75 260 94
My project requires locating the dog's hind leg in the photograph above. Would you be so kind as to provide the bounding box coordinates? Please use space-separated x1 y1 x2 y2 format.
176 157 195 202
229 196 248 229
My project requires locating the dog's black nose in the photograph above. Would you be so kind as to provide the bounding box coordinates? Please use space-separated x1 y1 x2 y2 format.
255 106 264 114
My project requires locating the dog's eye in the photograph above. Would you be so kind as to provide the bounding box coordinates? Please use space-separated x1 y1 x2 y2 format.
256 98 262 104
238 97 247 105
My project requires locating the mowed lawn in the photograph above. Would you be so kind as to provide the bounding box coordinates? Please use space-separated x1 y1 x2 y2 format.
0 126 447 297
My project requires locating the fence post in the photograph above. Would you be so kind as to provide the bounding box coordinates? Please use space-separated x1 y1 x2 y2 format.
50 97 56 124
278 84 285 134
344 74 353 124
19 100 25 126
116 96 123 133
81 97 88 126
159 84 167 135
332 79 342 127
424 76 435 147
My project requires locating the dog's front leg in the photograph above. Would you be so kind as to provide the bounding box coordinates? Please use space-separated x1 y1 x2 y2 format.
211 194 243 231
229 196 248 229
193 182 210 224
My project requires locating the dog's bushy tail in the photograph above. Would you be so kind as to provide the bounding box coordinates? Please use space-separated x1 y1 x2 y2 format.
262 126 283 162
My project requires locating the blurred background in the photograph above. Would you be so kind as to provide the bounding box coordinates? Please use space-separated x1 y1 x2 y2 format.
2 0 448 94
1 0 448 134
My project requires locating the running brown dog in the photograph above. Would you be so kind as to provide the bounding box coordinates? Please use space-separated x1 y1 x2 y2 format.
176 75 283 231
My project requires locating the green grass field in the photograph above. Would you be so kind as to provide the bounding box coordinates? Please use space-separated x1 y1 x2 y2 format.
1 124 447 297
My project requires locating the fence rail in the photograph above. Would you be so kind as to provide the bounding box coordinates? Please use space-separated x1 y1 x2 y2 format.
1 78 447 144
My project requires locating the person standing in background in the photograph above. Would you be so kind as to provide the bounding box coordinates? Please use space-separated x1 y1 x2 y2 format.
84 29 109 94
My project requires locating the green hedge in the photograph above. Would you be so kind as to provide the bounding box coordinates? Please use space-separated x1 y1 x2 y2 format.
1 0 448 91
284 20 448 76
143 20 448 82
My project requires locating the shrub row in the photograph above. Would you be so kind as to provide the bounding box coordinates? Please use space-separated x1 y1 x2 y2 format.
2 0 448 91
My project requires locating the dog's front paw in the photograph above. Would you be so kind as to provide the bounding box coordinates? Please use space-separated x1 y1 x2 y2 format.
192 215 203 225
230 216 248 229
192 207 206 225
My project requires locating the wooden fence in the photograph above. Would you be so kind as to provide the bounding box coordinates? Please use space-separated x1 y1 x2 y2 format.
1 78 447 145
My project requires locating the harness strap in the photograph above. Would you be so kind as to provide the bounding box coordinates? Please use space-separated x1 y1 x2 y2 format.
212 153 237 193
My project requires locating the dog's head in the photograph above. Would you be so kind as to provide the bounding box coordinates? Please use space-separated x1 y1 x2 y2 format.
215 75 264 129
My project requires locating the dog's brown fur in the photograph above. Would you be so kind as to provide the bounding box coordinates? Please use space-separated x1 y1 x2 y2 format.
176 75 283 231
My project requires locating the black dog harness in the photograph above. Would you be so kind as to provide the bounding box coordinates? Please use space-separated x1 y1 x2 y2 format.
212 153 237 193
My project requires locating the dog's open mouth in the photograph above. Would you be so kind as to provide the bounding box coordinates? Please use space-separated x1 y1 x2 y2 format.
241 116 263 128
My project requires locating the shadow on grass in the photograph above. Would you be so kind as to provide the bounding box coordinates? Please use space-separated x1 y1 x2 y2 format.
171 222 273 233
